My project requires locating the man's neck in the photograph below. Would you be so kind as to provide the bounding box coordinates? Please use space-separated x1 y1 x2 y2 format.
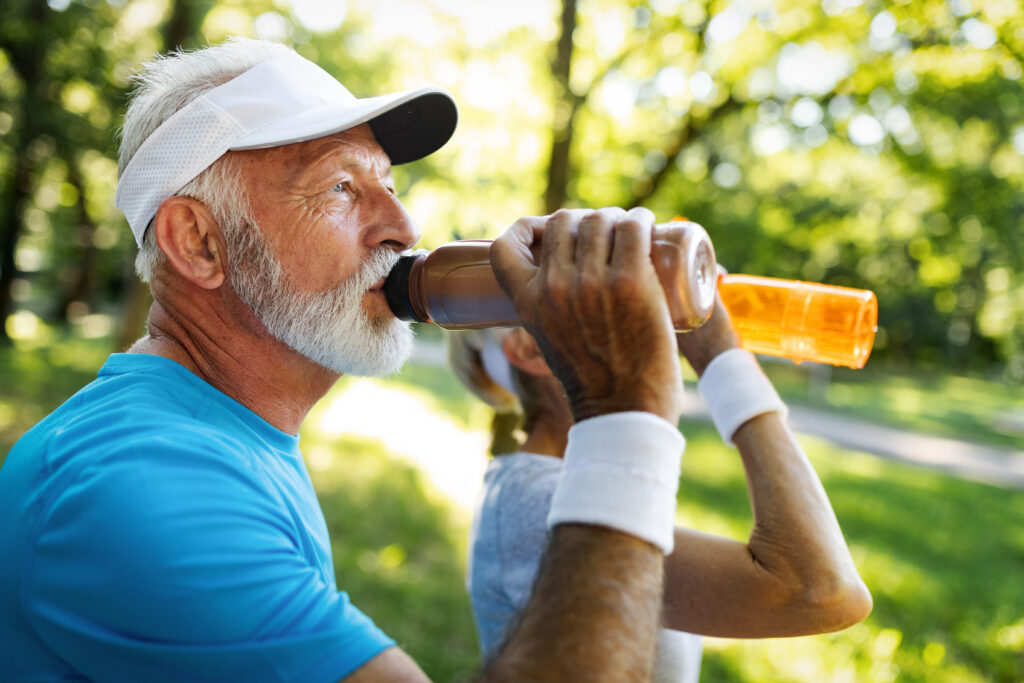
130 298 338 435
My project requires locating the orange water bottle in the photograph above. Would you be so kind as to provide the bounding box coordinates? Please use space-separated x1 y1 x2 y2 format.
717 274 878 369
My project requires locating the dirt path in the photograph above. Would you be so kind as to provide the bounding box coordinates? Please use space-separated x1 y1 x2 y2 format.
679 392 1024 489
411 339 1024 489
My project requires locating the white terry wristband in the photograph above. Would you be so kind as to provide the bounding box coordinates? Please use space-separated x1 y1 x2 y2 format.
697 348 788 445
547 411 684 554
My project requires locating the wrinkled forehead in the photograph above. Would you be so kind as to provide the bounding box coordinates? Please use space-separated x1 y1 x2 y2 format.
231 125 393 187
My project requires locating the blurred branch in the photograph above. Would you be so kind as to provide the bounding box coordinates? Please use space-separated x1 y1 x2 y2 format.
545 1 699 213
628 96 741 208
624 4 723 209
165 0 210 50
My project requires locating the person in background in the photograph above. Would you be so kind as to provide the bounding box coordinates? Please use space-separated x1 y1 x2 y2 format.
450 296 873 682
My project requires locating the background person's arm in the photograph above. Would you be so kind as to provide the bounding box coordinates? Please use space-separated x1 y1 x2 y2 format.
664 299 872 637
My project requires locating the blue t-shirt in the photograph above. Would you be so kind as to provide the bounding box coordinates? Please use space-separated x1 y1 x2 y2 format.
0 353 394 682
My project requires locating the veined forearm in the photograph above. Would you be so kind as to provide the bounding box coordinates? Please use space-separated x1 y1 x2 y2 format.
734 413 871 628
481 524 664 682
659 412 871 638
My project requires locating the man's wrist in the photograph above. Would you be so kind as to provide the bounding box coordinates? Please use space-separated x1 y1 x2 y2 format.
676 331 740 377
688 343 736 377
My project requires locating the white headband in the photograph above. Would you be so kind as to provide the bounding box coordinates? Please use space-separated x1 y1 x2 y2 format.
116 55 457 245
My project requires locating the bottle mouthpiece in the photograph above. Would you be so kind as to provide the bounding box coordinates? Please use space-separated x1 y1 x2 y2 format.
383 254 423 322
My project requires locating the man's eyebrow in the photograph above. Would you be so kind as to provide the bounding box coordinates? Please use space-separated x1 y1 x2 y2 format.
295 144 393 182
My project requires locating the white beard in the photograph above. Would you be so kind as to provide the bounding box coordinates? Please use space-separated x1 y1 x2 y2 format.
229 228 414 377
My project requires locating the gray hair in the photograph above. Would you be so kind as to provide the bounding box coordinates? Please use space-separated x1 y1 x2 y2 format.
120 37 297 282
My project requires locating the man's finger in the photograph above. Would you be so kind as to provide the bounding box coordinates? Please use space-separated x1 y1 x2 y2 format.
491 216 545 298
576 211 613 283
624 206 656 226
540 210 578 274
596 206 629 222
610 210 655 273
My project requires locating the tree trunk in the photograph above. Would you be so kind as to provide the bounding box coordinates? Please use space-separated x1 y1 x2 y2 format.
0 156 32 344
114 0 209 351
55 153 99 324
543 0 578 214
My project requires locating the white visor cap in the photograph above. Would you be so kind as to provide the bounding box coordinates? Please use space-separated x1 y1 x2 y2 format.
116 56 458 246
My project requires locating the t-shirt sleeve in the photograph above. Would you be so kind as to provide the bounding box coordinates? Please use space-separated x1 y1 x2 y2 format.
23 434 393 683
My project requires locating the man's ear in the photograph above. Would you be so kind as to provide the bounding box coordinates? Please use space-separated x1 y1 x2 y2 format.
152 196 227 289
502 328 553 377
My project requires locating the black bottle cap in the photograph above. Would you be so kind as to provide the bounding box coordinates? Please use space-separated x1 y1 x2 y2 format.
384 254 425 322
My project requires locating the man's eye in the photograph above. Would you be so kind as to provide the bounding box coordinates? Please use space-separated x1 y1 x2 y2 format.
331 182 351 195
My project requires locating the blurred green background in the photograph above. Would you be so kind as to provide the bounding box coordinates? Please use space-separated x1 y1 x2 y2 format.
1 0 1023 681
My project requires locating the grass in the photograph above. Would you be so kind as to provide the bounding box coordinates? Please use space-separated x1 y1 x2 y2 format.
675 419 1024 683
306 434 480 680
2 332 1023 681
753 360 1024 452
0 334 111 462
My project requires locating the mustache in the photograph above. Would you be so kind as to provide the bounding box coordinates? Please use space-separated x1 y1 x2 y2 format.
342 247 400 294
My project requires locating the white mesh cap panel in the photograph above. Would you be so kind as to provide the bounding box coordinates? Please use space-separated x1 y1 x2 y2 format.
116 98 243 245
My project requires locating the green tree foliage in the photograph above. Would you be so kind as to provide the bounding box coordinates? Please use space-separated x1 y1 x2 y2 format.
1 0 1022 378
551 0 1024 377
0 0 132 341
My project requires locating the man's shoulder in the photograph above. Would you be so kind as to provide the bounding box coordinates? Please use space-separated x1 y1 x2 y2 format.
38 372 234 453
83 353 273 435
11 356 269 490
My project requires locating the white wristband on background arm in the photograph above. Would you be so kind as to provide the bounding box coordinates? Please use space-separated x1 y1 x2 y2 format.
547 411 684 555
697 348 788 445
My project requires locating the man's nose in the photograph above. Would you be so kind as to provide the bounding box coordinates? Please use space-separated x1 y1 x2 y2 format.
365 191 421 252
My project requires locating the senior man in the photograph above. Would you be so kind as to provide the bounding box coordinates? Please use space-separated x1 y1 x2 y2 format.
5 38 704 682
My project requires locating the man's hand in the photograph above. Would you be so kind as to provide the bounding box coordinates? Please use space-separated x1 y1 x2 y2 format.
491 207 683 424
